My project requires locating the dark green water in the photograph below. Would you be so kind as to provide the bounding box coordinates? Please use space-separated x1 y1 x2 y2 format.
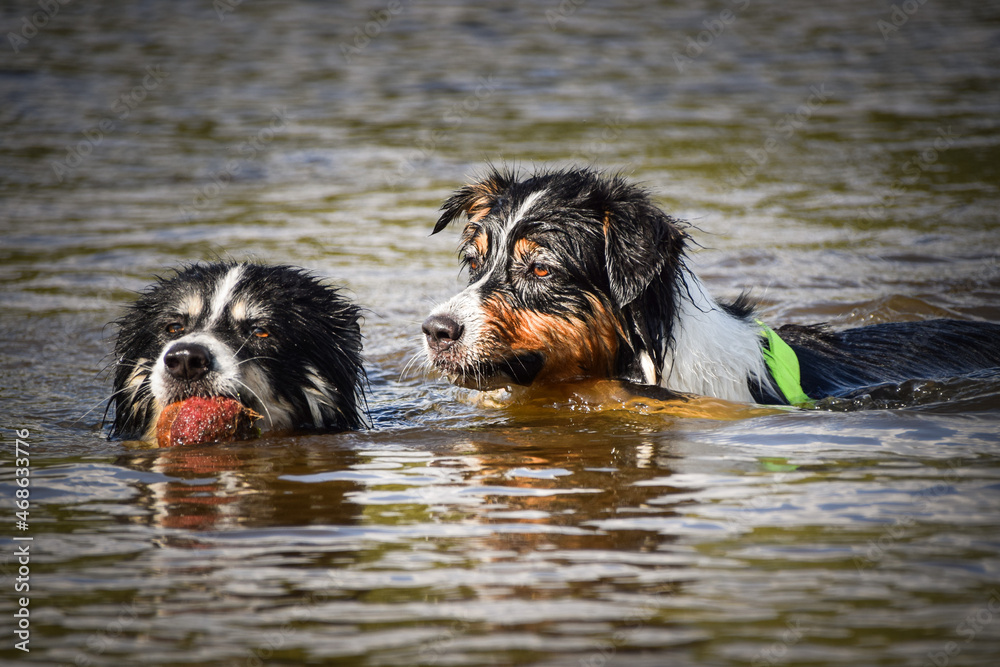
2 1 1000 665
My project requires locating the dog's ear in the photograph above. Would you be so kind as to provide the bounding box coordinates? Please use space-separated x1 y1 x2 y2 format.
433 168 514 234
602 199 687 307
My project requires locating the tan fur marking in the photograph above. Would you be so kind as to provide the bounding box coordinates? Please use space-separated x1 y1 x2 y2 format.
474 230 489 257
179 294 203 320
513 237 539 262
462 175 506 221
467 196 493 222
462 225 489 258
230 299 248 321
480 294 620 383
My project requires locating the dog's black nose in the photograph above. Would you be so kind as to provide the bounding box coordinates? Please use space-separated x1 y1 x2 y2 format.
163 342 213 382
422 314 464 350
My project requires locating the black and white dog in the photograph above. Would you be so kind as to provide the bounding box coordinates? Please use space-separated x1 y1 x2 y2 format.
107 262 366 440
422 166 1000 405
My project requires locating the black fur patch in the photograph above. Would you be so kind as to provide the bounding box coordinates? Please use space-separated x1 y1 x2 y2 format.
772 320 1000 402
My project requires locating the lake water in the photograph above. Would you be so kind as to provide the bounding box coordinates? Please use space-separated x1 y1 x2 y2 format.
2 1 1000 665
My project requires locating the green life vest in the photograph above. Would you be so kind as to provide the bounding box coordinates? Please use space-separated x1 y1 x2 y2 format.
756 320 814 407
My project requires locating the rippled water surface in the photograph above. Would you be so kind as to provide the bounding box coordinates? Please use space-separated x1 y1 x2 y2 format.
2 1 1000 665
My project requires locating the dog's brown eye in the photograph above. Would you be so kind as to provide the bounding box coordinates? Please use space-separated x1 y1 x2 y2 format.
252 326 269 338
468 259 479 271
531 263 550 278
165 322 184 335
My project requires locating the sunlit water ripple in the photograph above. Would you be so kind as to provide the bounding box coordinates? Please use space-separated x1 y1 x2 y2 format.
2 0 1000 665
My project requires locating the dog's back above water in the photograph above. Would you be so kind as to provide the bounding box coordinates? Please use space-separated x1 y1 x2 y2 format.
107 262 366 443
422 165 1000 406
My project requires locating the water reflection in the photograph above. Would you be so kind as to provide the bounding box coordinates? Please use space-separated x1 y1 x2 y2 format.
116 439 361 531
277 430 692 556
3 0 1000 664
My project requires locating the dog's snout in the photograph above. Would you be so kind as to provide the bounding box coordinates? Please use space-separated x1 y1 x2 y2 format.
164 342 213 382
422 314 464 350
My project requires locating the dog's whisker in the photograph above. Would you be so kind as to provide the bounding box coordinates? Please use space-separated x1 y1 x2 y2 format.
235 355 279 366
81 385 135 424
398 355 421 382
232 338 251 359
398 335 432 382
232 378 274 426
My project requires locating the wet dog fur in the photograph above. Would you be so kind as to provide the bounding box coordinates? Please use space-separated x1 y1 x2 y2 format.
422 166 1000 404
107 261 366 440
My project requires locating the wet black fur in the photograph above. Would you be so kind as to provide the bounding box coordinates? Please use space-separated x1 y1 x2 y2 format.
435 165 1000 403
777 320 1000 401
107 262 366 439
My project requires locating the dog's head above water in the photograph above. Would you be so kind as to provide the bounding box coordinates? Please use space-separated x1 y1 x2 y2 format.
108 262 366 441
422 166 690 391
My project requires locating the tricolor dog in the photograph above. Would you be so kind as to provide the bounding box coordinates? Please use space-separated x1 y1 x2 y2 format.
422 166 1000 405
107 262 366 440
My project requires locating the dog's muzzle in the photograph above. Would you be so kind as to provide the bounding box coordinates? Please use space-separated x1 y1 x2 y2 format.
422 311 545 389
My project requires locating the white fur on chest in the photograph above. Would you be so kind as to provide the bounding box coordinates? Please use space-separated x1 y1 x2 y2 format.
659 271 771 403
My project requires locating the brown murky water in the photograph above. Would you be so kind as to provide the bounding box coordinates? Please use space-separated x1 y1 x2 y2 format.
2 1 1000 665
